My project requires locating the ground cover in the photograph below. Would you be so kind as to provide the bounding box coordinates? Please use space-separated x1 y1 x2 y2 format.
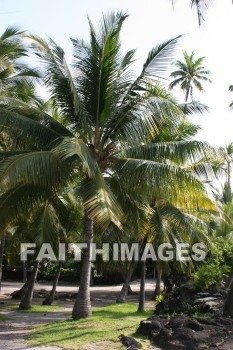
28 302 153 349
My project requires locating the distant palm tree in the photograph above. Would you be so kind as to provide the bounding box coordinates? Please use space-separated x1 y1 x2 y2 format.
169 51 212 102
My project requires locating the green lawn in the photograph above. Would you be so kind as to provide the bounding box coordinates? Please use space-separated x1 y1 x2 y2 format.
28 303 153 350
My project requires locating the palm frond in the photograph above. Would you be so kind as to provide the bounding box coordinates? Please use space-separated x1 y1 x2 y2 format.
78 173 124 230
124 140 215 166
54 138 99 178
29 35 85 128
130 35 182 93
0 26 24 40
102 82 183 148
73 11 129 129
113 157 216 210
0 151 73 191
0 96 72 137
30 202 61 250
191 0 211 26
0 184 51 230
0 108 61 150
179 101 209 115
141 36 182 80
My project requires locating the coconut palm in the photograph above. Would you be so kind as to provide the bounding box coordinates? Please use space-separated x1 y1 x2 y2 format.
0 12 217 319
169 51 212 102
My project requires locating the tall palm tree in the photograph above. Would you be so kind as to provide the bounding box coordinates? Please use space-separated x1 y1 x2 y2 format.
169 51 212 102
0 12 216 319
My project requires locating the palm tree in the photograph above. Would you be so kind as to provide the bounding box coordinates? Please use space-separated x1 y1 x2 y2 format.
169 51 212 102
0 26 40 102
0 12 217 319
0 27 41 293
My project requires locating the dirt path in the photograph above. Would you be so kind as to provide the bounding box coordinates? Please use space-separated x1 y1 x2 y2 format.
0 280 156 350
0 307 66 350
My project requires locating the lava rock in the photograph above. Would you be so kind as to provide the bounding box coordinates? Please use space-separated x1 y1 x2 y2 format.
137 319 162 337
186 318 204 331
173 328 196 341
119 335 142 350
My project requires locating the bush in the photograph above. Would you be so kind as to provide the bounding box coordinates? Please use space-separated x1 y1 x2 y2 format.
60 267 80 282
193 235 233 291
155 294 164 310
193 262 230 291
38 261 59 281
38 260 81 282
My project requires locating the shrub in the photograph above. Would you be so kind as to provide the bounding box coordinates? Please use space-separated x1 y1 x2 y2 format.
193 262 230 291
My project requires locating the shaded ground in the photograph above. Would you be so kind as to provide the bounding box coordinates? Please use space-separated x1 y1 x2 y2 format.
0 280 157 350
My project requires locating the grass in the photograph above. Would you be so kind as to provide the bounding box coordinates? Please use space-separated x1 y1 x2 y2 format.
28 302 153 350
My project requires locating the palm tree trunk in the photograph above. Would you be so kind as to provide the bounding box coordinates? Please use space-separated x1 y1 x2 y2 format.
156 266 162 296
119 262 134 295
127 284 135 295
42 261 62 306
185 84 191 102
72 215 93 320
116 259 136 303
151 265 162 300
18 260 39 310
13 279 29 299
0 232 6 296
137 261 146 313
223 280 233 316
22 261 27 283
90 270 94 286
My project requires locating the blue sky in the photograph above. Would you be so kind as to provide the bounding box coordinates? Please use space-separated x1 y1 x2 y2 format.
1 0 233 147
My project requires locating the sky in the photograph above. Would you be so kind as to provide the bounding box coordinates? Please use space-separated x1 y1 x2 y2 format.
0 0 233 147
